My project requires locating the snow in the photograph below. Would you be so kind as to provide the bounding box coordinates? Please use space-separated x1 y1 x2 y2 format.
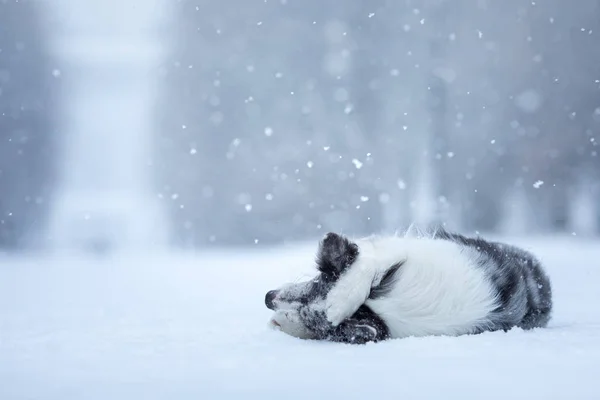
352 159 363 169
1 236 600 399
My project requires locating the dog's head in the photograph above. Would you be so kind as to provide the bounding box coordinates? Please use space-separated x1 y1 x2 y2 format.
264 232 359 339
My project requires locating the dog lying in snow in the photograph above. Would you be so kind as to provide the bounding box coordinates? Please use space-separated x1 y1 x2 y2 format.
264 228 553 344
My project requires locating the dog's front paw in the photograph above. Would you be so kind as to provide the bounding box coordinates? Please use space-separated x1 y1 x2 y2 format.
325 301 353 327
299 305 332 338
351 324 378 343
333 321 379 344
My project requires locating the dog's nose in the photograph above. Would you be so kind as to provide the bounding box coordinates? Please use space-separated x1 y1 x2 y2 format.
265 290 278 310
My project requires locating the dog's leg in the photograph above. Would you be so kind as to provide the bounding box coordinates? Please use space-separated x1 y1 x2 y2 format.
298 305 335 340
299 304 389 344
329 319 381 344
330 305 390 344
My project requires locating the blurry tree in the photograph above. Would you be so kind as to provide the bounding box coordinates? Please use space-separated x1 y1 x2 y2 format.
154 0 600 248
0 0 58 250
520 0 600 234
155 0 375 247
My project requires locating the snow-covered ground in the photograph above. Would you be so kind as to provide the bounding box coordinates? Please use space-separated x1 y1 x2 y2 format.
1 235 599 400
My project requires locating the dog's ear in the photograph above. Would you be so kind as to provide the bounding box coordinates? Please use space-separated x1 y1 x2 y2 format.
316 232 359 279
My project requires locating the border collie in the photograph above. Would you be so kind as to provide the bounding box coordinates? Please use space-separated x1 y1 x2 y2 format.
264 228 553 344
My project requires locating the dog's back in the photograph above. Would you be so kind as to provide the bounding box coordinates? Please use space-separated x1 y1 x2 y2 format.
363 229 553 339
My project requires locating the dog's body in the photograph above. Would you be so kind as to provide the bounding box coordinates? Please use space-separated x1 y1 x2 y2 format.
265 228 553 344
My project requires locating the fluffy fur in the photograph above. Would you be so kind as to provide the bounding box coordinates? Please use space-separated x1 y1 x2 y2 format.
265 228 552 344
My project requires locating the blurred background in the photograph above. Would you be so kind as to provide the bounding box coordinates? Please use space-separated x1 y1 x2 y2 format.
1 0 599 254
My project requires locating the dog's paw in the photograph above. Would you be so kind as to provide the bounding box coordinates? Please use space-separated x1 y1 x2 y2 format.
328 320 379 344
325 302 352 327
340 322 379 344
354 324 378 340
348 325 378 344
299 305 331 335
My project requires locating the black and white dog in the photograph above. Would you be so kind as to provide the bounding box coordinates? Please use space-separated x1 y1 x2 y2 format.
264 228 553 344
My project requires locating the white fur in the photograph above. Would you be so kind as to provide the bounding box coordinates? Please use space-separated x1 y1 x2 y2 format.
269 309 316 340
326 235 500 338
324 236 408 326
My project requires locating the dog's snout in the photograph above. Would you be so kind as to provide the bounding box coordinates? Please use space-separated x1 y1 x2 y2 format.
265 290 278 310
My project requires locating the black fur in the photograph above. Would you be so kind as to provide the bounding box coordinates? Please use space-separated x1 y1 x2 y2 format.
299 304 390 344
369 262 404 300
316 232 359 280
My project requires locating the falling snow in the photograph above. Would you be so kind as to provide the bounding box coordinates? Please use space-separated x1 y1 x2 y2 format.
1 8 599 387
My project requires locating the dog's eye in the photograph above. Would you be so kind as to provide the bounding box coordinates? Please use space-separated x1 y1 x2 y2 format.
298 281 320 305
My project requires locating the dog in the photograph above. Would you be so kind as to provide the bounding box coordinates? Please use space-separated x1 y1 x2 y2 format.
264 228 553 344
